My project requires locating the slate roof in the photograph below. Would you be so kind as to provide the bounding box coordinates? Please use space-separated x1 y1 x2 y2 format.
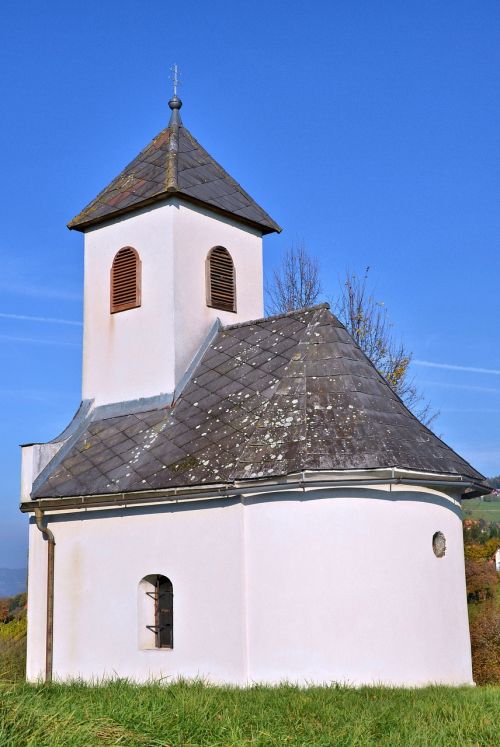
68 101 281 234
32 305 485 500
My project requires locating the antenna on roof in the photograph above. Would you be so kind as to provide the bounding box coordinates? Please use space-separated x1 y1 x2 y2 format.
170 63 181 98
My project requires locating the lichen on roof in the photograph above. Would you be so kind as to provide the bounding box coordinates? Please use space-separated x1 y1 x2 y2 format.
68 98 281 234
32 305 485 500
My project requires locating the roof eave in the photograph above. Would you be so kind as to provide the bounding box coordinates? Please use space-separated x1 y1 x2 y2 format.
25 467 490 511
67 191 282 235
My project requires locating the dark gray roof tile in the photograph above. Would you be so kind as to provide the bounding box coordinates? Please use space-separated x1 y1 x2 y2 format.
33 304 486 499
68 119 280 234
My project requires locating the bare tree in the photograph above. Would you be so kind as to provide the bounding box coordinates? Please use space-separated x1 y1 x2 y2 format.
266 244 321 314
266 246 436 426
336 268 437 426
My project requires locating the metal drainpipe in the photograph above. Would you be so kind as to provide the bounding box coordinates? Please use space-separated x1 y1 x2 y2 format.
34 508 55 683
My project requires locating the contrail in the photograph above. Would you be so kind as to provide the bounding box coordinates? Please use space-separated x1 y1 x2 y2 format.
0 281 81 302
413 360 500 376
420 380 500 394
0 312 82 326
0 334 80 347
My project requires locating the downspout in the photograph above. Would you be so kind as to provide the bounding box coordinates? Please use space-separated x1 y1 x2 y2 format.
34 507 55 683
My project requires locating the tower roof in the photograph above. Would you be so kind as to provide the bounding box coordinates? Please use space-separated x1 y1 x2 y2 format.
31 304 486 501
68 97 281 234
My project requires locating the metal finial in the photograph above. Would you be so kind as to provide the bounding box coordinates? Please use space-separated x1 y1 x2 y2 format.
168 64 183 120
169 63 181 98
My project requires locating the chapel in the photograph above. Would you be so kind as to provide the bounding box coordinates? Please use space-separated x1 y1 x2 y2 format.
21 87 489 686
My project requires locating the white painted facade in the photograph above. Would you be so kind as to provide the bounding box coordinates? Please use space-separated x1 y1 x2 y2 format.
22 127 476 688
26 485 473 686
82 199 263 407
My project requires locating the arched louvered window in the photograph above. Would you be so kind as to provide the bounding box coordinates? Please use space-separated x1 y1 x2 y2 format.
206 246 236 312
110 247 141 313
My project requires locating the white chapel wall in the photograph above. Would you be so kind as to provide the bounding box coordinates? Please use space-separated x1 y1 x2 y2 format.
243 486 472 686
30 499 247 684
26 486 472 686
82 203 176 406
172 200 264 383
81 200 264 407
26 521 49 681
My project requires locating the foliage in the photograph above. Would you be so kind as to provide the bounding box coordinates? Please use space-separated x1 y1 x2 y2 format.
0 680 498 746
465 536 500 686
470 602 500 686
0 593 27 682
464 538 500 563
487 475 500 490
0 592 26 624
465 558 498 602
266 243 322 315
463 518 500 544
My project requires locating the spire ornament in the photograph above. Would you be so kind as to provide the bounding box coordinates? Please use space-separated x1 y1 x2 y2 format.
166 64 182 191
168 63 183 124
170 63 181 97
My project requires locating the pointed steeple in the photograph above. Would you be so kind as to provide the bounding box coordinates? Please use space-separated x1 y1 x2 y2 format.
68 77 281 234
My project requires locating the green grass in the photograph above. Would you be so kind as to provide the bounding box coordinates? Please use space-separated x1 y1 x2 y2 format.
463 498 500 521
0 680 499 746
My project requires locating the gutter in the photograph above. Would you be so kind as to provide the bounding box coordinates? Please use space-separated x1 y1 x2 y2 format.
34 508 55 683
22 471 486 514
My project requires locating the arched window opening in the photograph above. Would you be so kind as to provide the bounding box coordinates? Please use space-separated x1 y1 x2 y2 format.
110 246 141 313
207 246 236 312
138 575 173 649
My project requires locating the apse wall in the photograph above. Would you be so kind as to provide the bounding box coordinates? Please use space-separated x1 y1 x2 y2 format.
26 485 472 686
243 485 472 686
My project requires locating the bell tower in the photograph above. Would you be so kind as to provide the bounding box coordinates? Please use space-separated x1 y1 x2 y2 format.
69 85 280 407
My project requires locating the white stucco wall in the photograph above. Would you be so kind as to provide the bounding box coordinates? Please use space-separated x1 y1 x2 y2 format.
26 486 473 686
27 499 247 683
173 201 263 383
244 486 472 686
82 200 263 407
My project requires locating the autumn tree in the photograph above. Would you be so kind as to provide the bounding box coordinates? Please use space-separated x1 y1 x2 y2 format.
469 602 500 684
267 246 436 425
464 537 500 562
465 558 498 602
266 244 322 315
336 267 437 425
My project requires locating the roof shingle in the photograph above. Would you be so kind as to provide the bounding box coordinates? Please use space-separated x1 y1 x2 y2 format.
32 305 486 499
68 112 281 234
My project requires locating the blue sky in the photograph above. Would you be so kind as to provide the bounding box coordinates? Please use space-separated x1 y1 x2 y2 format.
0 1 499 568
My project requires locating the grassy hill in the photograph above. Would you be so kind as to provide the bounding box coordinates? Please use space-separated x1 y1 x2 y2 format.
462 497 500 521
0 680 499 746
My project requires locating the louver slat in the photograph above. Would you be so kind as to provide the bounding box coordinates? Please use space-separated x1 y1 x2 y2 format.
208 247 236 312
110 247 141 313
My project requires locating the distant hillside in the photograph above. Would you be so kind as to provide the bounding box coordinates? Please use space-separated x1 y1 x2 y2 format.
0 569 26 598
462 476 500 521
462 498 500 522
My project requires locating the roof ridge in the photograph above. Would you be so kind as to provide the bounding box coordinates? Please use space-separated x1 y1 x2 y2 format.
331 308 483 475
229 306 322 479
223 303 330 331
68 120 281 233
181 127 281 233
